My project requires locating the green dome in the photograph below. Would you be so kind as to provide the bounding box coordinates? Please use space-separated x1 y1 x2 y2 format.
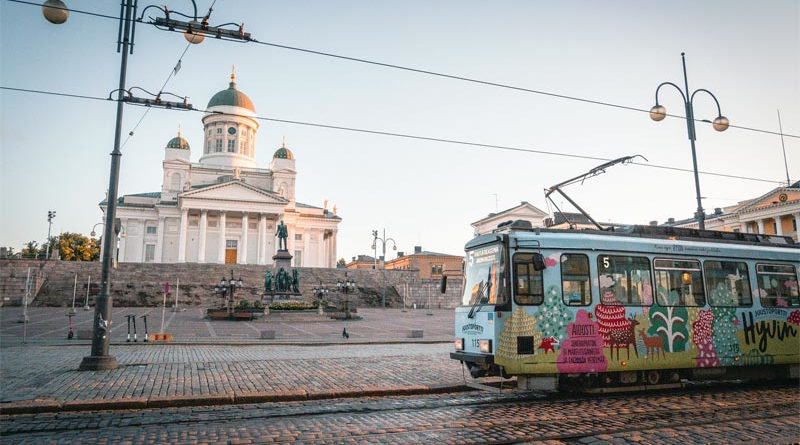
166 135 190 150
274 147 294 160
207 79 255 112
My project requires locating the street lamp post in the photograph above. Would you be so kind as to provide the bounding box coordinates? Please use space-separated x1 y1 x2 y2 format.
43 0 248 371
372 229 397 309
650 52 729 231
336 273 357 319
45 210 56 260
312 282 329 314
214 271 244 319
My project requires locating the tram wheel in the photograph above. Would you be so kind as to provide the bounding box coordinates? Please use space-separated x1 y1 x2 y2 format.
644 370 661 385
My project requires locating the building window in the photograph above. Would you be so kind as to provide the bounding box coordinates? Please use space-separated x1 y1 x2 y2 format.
704 261 751 307
513 253 543 305
654 259 705 306
756 264 799 307
215 139 223 152
170 172 181 190
294 250 302 266
295 234 303 241
431 264 443 275
146 226 157 235
561 254 591 306
227 139 236 152
144 244 155 262
597 255 652 306
216 127 222 134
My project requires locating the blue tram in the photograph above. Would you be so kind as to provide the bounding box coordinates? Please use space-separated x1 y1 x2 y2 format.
450 221 800 390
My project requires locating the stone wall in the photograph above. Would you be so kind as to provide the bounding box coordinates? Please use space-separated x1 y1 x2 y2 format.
0 260 463 309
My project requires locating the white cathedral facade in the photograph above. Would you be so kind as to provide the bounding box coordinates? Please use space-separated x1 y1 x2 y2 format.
101 72 341 267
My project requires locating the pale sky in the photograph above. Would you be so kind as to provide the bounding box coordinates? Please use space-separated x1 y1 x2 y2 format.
1 0 798 262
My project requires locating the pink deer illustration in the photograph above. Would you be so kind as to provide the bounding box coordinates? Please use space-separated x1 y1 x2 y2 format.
639 329 665 359
608 315 640 361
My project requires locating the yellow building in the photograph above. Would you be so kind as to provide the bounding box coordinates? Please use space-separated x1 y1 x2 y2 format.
384 246 464 279
667 181 800 241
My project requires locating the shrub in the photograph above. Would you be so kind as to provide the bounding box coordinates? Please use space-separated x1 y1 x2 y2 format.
269 301 315 311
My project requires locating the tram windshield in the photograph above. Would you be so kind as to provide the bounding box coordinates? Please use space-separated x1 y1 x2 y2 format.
463 245 505 306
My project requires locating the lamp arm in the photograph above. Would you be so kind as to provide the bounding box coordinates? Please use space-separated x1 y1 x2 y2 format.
690 88 724 117
654 81 687 105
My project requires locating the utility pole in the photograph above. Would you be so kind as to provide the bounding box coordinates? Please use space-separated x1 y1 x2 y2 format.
45 210 56 259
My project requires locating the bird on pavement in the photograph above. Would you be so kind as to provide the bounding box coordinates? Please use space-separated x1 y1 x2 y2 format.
342 327 349 339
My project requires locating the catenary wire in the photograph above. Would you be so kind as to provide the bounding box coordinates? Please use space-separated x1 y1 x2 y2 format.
0 85 787 185
6 0 798 140
193 107 786 185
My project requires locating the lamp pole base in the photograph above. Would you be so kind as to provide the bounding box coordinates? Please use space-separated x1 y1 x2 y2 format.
78 355 119 371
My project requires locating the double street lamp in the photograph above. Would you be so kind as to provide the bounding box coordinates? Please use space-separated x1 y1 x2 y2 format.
650 52 729 231
336 273 357 318
41 0 250 371
214 272 244 318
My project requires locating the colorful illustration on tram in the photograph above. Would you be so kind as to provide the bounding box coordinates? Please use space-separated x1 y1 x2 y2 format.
450 223 800 389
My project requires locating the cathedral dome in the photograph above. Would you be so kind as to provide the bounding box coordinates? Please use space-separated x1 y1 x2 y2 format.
273 144 294 160
207 70 255 112
166 135 190 150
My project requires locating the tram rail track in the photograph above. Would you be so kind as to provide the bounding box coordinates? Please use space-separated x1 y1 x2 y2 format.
3 381 797 444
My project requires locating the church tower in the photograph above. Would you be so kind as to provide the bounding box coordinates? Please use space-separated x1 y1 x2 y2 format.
199 67 260 169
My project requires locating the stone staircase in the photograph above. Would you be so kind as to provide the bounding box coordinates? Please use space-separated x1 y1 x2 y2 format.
0 260 464 309
0 261 49 306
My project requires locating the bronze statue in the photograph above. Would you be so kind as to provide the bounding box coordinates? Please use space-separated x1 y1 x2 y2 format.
291 269 300 293
264 270 273 293
276 220 288 251
276 268 288 292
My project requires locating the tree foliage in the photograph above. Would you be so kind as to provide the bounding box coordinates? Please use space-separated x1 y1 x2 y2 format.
56 232 100 261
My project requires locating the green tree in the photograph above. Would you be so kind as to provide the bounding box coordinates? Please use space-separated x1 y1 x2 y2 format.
336 258 347 268
21 241 39 258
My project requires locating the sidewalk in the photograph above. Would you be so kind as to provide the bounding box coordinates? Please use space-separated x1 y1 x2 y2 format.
1 306 470 415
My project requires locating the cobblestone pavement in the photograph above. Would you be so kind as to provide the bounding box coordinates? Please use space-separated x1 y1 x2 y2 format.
0 307 453 343
2 382 797 444
0 343 465 407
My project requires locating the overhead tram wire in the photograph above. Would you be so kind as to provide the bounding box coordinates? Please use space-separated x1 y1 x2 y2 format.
6 0 798 141
0 85 786 185
193 107 786 185
121 0 220 148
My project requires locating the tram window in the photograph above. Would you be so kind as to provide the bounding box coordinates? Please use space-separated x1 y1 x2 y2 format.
654 259 705 307
561 254 591 306
756 264 800 307
514 254 543 305
704 261 752 307
597 255 652 306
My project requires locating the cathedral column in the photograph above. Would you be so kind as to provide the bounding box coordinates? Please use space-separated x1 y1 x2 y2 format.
756 219 765 234
117 218 128 263
774 216 783 236
218 211 227 264
198 210 208 263
317 229 325 268
794 213 800 238
240 213 249 264
177 209 188 262
257 213 266 265
331 229 338 268
155 216 166 263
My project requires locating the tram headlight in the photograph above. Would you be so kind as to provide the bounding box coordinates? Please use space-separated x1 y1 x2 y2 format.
478 339 493 353
454 338 464 351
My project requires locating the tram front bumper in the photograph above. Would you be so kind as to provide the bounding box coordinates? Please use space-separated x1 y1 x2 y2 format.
450 352 494 365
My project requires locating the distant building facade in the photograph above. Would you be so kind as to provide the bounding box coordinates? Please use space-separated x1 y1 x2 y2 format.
101 71 341 266
384 246 464 279
664 182 800 241
345 255 378 270
471 201 548 236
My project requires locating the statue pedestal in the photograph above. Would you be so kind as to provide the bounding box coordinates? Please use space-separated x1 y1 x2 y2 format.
272 249 293 272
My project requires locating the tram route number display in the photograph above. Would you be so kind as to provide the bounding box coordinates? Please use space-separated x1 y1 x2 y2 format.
468 246 499 267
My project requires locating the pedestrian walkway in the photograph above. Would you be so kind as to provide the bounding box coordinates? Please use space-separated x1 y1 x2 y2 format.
0 307 465 414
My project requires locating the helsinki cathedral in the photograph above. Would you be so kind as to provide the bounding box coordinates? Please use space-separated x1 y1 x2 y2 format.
101 70 341 267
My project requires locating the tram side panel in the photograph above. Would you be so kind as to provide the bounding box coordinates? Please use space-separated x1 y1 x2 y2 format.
490 250 799 378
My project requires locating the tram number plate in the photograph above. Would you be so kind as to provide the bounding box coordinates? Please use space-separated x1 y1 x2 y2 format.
471 339 480 348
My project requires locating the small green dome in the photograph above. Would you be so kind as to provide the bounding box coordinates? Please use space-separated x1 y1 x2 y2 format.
274 146 294 160
207 73 255 112
166 135 190 150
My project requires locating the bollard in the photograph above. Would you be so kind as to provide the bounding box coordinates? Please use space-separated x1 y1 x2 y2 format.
126 314 132 342
141 315 149 343
132 314 138 342
66 313 74 339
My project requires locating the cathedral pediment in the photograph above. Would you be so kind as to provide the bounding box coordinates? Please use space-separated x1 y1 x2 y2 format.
737 187 800 214
180 180 288 204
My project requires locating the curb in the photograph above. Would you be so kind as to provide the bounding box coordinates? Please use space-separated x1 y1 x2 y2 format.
2 339 452 347
0 384 472 415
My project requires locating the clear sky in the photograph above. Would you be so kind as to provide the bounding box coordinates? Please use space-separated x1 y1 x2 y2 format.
1 0 798 262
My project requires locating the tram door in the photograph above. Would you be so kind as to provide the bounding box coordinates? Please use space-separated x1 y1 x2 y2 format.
225 240 238 264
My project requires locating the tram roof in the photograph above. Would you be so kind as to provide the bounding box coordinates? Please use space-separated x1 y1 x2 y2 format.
465 224 799 262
